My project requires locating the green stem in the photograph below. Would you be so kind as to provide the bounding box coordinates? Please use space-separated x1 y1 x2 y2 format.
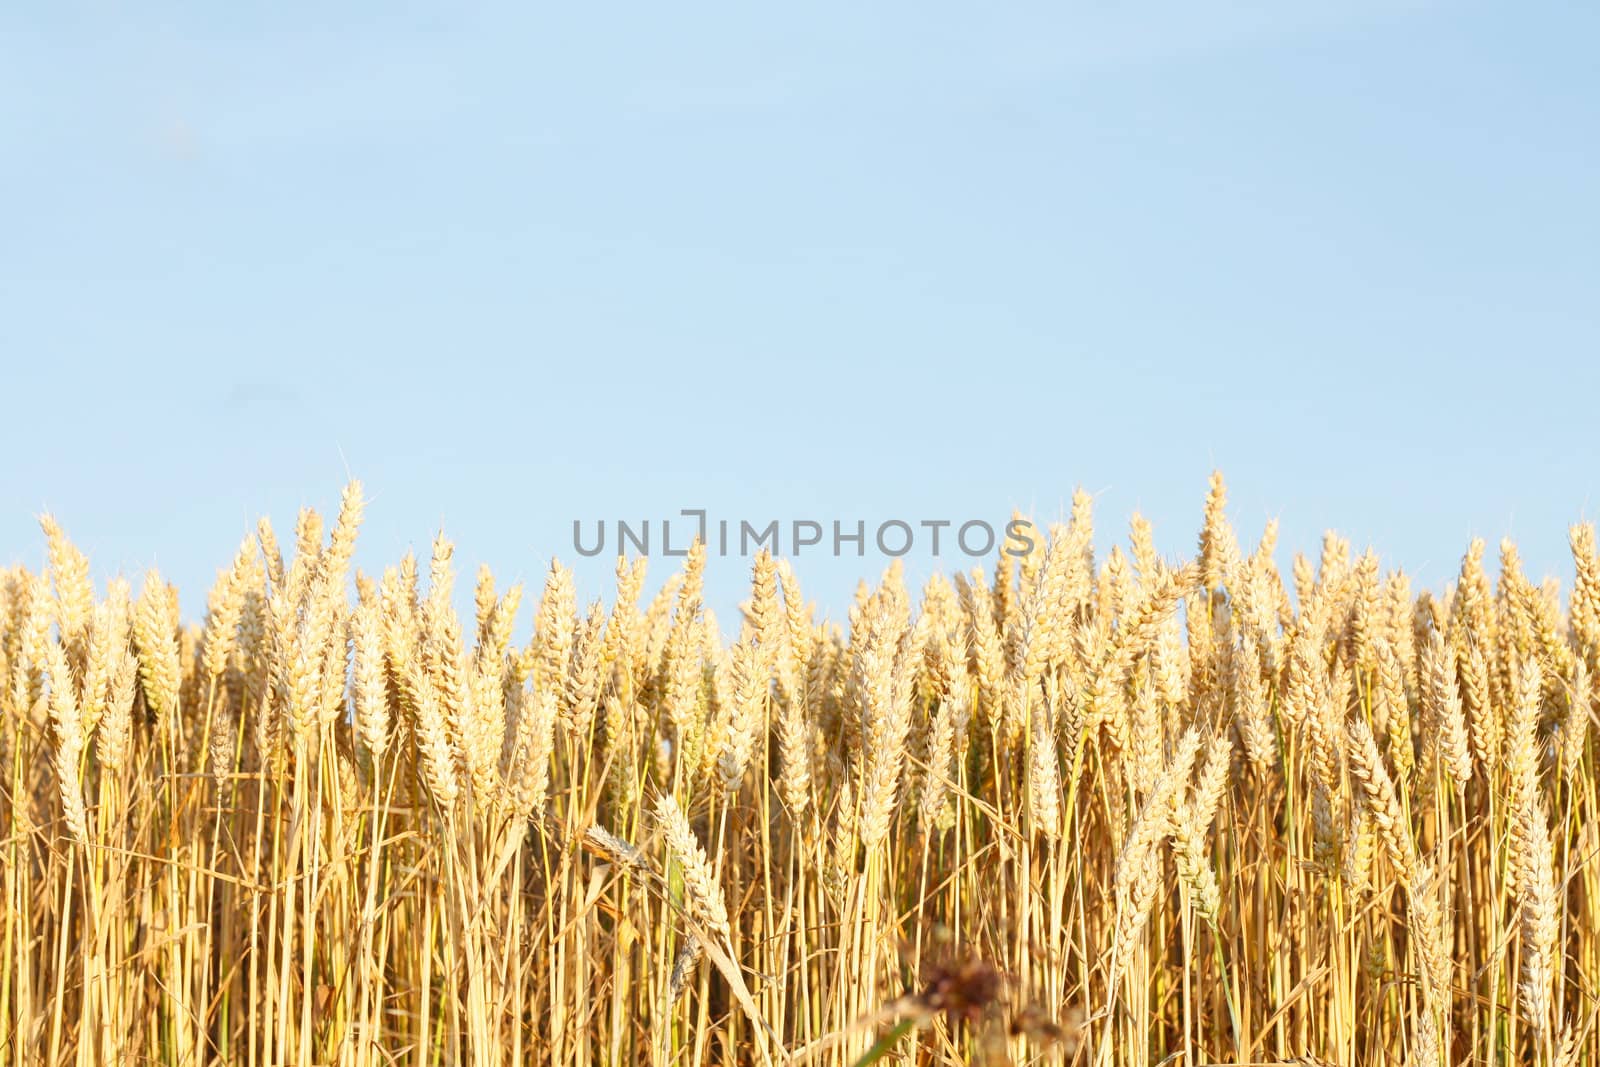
850 1018 919 1067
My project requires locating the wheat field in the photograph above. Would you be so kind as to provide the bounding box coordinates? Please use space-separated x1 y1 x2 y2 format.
4 475 1599 1065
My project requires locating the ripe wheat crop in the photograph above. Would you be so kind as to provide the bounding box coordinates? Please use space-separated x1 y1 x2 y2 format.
5 475 1600 1065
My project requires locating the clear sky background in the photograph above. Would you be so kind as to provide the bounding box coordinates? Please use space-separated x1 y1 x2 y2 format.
3 2 1597 628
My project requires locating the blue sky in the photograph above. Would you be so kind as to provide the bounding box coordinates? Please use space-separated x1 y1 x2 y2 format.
3 2 1597 626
